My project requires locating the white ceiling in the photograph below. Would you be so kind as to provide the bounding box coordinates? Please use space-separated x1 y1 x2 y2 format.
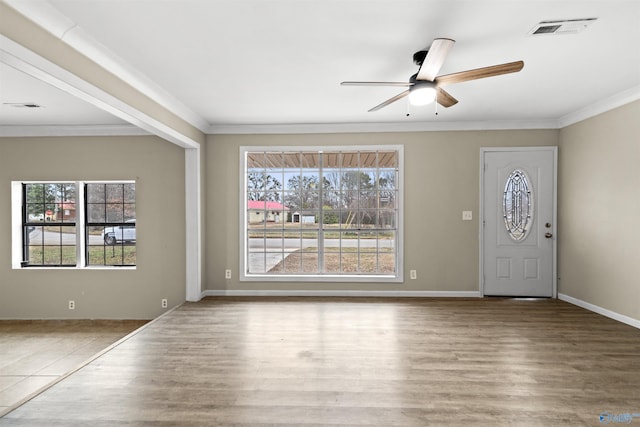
0 62 125 126
1 0 639 133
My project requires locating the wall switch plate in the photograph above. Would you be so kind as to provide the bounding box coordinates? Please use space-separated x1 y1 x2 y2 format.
410 270 417 280
225 269 232 279
462 211 473 221
68 300 75 310
161 299 168 309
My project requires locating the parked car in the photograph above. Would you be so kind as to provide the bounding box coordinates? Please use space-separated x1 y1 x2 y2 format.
28 213 44 221
102 219 136 245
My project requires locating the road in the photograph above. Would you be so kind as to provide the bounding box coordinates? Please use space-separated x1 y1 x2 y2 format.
27 228 106 245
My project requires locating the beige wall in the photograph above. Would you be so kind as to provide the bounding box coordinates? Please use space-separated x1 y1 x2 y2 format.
558 100 640 321
6 103 638 320
0 135 186 319
206 130 558 293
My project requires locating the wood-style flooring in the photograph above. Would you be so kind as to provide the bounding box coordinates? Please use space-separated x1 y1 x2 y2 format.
0 320 147 415
1 297 639 426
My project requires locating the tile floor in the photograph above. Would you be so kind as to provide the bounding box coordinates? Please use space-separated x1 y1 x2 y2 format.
0 319 147 416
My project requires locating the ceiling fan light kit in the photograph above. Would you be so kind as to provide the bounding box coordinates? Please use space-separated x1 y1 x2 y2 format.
341 38 524 114
408 82 437 106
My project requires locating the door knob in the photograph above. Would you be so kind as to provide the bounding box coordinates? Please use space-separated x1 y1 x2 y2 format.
545 232 553 238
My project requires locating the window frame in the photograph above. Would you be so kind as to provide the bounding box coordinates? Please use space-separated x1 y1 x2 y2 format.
11 180 136 270
19 182 79 268
84 182 137 267
239 145 404 283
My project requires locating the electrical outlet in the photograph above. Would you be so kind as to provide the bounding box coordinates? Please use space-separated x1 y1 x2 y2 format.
225 269 232 279
462 211 473 221
410 270 417 280
68 300 75 310
161 299 168 309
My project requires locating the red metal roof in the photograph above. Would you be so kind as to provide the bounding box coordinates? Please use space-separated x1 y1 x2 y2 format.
247 200 289 211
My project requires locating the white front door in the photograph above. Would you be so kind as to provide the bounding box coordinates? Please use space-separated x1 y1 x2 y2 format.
481 147 557 297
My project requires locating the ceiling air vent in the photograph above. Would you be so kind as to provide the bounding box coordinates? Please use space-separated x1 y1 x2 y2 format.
3 102 43 108
528 18 597 36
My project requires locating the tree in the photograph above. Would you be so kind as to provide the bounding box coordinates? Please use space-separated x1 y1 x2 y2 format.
339 171 378 226
284 175 330 210
84 183 134 223
247 172 281 201
322 205 339 224
26 183 75 218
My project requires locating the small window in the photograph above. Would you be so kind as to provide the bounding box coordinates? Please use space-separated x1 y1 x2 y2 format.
22 183 77 267
85 183 136 266
13 181 136 269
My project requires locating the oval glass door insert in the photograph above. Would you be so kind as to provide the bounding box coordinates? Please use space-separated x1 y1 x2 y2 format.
503 169 533 241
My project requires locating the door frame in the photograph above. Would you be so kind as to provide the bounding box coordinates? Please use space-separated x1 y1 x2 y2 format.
479 147 558 298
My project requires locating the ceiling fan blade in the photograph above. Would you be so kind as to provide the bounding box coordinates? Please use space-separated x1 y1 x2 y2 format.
436 87 458 108
341 81 412 87
435 61 524 86
416 38 455 82
368 90 410 112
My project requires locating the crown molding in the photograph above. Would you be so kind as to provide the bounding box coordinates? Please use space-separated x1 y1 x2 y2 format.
5 84 638 138
1 120 559 138
0 124 150 137
558 85 640 128
209 85 640 134
208 119 560 135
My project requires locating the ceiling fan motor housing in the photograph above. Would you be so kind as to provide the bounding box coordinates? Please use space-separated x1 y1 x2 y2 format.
413 50 428 66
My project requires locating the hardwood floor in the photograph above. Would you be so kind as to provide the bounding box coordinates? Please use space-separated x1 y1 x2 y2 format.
0 320 147 415
1 297 639 426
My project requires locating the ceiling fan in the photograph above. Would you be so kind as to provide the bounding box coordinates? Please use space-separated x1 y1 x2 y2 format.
341 38 524 112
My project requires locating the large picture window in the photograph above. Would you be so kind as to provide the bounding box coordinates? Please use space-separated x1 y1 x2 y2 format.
14 181 136 268
241 146 403 281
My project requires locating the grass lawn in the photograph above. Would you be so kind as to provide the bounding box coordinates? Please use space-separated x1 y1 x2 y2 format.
268 247 395 274
28 245 136 266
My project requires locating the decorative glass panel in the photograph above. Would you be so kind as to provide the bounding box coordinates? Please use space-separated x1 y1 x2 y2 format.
503 169 533 241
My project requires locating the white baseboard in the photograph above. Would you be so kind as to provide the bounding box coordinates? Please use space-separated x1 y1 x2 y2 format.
558 293 640 330
202 289 481 298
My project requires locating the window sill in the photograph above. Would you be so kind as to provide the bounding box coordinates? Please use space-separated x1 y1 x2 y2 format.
240 274 402 283
13 265 136 270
